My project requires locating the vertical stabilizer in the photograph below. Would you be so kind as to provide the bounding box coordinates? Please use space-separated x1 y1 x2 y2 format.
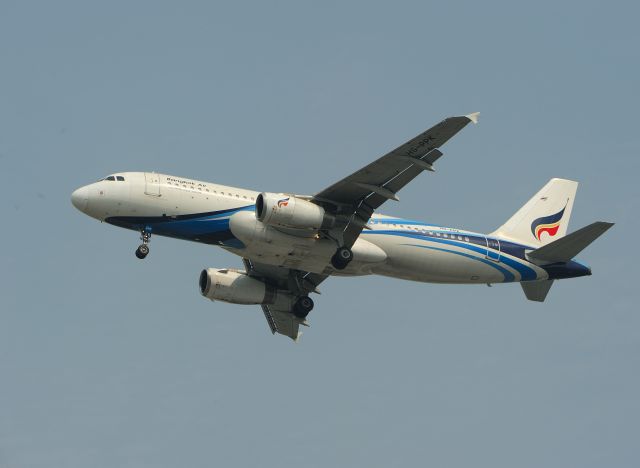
491 178 578 246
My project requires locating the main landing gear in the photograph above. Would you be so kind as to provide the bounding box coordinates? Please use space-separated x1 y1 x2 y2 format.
293 296 314 319
135 228 151 259
331 246 353 270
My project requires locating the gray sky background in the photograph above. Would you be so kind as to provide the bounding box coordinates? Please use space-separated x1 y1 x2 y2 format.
1 1 639 467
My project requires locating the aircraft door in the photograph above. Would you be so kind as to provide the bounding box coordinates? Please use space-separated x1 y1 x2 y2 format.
485 237 501 262
144 172 161 197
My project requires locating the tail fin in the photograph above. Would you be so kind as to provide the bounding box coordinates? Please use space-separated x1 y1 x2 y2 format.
527 221 614 263
491 178 578 246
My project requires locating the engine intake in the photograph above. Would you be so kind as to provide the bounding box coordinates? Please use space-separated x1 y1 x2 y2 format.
255 193 333 230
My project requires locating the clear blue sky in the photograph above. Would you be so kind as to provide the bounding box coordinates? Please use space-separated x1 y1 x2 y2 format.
1 1 638 467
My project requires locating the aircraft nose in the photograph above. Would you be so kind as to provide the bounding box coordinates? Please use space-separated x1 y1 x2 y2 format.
71 186 89 212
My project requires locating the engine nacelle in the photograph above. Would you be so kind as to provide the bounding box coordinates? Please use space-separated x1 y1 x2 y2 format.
199 268 295 309
199 268 275 304
255 193 333 230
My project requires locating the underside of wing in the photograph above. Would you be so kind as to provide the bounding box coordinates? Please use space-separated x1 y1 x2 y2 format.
243 258 327 341
261 304 306 341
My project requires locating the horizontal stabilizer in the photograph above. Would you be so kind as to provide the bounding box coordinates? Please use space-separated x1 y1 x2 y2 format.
521 280 554 302
528 221 614 263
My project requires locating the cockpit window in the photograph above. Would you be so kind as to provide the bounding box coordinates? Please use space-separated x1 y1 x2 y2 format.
105 176 116 181
116 176 125 181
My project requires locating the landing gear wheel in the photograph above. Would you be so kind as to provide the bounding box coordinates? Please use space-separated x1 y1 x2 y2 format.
135 244 149 259
331 246 353 270
293 296 314 319
136 228 152 259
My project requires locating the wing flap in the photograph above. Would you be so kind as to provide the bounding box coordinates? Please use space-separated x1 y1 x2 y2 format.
262 304 308 341
261 305 278 335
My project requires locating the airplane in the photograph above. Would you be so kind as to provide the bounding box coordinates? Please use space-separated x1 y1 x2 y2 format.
71 113 613 341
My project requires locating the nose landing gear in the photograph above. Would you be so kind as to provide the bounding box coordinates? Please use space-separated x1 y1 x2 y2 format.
135 228 152 259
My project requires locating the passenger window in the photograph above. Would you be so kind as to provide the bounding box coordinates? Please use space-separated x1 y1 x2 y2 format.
465 236 470 242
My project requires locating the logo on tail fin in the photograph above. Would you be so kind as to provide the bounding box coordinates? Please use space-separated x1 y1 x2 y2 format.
531 204 567 241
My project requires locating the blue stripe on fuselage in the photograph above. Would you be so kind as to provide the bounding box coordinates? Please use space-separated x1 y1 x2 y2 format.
363 229 538 281
105 205 254 245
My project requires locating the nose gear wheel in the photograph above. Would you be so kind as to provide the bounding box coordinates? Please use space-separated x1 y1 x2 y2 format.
135 228 152 259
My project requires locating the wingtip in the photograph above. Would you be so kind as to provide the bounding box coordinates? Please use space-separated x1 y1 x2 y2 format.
466 112 480 124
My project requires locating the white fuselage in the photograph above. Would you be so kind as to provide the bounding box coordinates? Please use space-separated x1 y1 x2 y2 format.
71 172 554 285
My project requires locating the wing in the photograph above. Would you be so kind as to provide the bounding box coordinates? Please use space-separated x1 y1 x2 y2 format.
243 258 327 341
313 113 479 246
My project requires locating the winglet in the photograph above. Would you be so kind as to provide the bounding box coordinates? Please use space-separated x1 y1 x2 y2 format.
466 112 480 124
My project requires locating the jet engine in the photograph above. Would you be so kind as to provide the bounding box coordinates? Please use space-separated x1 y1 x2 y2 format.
199 267 302 310
255 193 334 230
199 268 278 304
199 268 316 319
